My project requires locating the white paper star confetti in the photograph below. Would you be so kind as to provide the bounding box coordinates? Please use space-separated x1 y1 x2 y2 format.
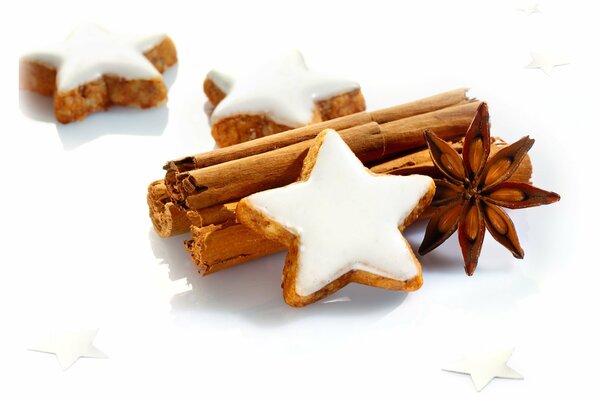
526 51 570 75
443 347 523 391
28 329 107 370
517 3 540 15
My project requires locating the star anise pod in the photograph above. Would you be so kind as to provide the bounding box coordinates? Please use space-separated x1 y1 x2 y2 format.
419 102 560 275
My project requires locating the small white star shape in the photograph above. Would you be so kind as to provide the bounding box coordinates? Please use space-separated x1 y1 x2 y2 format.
526 51 570 75
443 347 523 391
29 328 107 370
517 3 540 15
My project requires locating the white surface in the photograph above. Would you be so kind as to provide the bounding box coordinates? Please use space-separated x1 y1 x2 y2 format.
443 347 523 391
1 0 597 399
246 130 432 295
28 329 107 371
209 50 360 126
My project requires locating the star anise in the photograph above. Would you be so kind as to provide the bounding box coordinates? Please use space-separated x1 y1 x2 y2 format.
419 103 560 275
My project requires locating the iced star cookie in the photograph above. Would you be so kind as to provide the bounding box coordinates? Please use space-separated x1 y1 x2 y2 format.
20 24 177 123
204 50 366 147
236 129 435 307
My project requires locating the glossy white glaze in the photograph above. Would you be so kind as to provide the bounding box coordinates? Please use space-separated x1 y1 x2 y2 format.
246 130 433 296
22 24 166 92
208 50 360 127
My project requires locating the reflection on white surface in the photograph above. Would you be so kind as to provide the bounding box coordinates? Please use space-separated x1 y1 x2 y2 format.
323 296 351 304
149 229 409 327
18 65 178 150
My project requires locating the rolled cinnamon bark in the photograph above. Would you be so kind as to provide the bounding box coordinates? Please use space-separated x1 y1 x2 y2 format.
147 184 240 238
150 89 477 237
147 180 191 238
185 223 284 275
184 139 533 275
166 88 473 173
170 102 481 210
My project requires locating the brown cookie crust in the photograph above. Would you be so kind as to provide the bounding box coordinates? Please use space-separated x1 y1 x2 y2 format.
237 130 434 307
204 78 366 147
19 36 177 123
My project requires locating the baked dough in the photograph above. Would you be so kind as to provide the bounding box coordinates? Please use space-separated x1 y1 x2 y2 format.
204 51 365 147
20 24 177 123
237 129 435 307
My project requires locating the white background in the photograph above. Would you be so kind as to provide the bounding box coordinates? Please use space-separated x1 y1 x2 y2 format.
1 0 598 398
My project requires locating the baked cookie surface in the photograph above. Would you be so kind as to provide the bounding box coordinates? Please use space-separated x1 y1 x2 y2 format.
237 129 435 307
204 51 366 147
20 24 177 123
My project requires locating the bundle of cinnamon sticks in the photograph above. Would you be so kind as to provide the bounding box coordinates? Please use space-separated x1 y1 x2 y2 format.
147 89 533 275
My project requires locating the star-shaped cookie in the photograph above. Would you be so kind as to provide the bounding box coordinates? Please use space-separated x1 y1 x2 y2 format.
236 129 435 306
204 50 365 146
20 24 177 123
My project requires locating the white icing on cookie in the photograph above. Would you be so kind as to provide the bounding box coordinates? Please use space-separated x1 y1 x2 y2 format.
208 50 361 127
246 129 433 297
21 24 166 92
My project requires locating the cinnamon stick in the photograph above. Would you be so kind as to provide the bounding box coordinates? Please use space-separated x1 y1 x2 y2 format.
184 139 533 275
147 180 191 238
147 141 459 238
185 223 284 275
169 89 472 171
170 101 481 210
148 181 242 238
370 137 534 184
150 89 477 236
148 132 532 241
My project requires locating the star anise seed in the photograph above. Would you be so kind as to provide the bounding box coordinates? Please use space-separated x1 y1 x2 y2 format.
419 102 561 275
